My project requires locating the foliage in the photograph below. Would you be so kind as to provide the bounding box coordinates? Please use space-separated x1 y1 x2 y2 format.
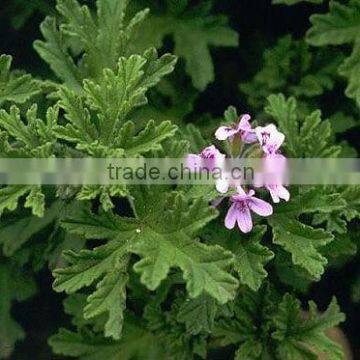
130 0 238 90
307 0 360 107
0 55 40 106
273 0 323 5
0 0 358 359
240 36 343 110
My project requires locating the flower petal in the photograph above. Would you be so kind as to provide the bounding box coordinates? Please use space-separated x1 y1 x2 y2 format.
255 124 285 154
216 179 229 194
225 203 238 229
215 126 237 140
236 206 253 233
248 197 273 216
271 184 290 202
268 187 280 203
242 131 257 143
268 130 285 153
186 154 201 172
238 114 252 131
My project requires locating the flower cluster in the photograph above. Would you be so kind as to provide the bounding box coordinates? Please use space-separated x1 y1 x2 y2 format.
188 114 290 233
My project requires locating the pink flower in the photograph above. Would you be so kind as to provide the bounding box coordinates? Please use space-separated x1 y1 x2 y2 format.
255 124 285 155
225 187 273 233
215 114 257 143
186 145 226 187
254 126 290 203
186 145 225 170
261 153 289 203
266 184 290 203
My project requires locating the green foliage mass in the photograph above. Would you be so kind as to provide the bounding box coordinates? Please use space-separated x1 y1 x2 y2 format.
0 0 358 359
307 0 360 107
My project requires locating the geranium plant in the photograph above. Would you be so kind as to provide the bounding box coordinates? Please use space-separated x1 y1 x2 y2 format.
0 0 359 359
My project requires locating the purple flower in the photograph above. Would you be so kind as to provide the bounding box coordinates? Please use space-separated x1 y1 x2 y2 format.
255 124 285 155
225 187 273 233
186 145 227 192
215 114 257 143
186 145 225 173
254 126 290 203
262 153 289 203
266 184 290 203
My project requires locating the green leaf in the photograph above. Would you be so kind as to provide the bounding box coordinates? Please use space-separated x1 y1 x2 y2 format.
182 124 207 154
63 294 106 330
265 94 300 156
0 200 62 256
274 250 313 293
34 0 153 89
58 190 238 304
275 188 347 216
0 186 32 216
76 185 128 211
204 223 274 291
56 87 98 144
328 112 357 134
116 120 178 156
53 239 134 294
320 232 357 264
131 225 237 304
224 105 239 123
306 1 360 105
173 17 237 90
53 206 138 293
49 318 165 359
56 0 97 48
81 51 176 145
214 284 278 357
0 259 36 359
0 104 57 157
273 295 345 359
0 55 40 105
132 2 238 90
49 329 119 359
176 294 217 335
233 226 274 291
240 36 342 109
300 110 341 157
338 39 360 107
312 186 360 234
61 205 139 240
306 0 360 46
96 0 127 60
269 187 350 278
24 187 45 217
84 270 128 340
34 17 83 92
55 191 236 342
234 339 263 360
0 106 38 148
273 0 323 4
270 215 333 279
265 94 341 157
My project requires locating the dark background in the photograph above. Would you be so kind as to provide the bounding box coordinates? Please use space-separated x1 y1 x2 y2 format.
0 0 359 358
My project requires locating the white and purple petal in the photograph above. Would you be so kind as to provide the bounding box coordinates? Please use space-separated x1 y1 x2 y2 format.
248 197 273 216
225 203 238 229
236 205 253 233
186 154 201 172
215 126 238 141
267 184 290 203
216 179 230 194
238 114 252 131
